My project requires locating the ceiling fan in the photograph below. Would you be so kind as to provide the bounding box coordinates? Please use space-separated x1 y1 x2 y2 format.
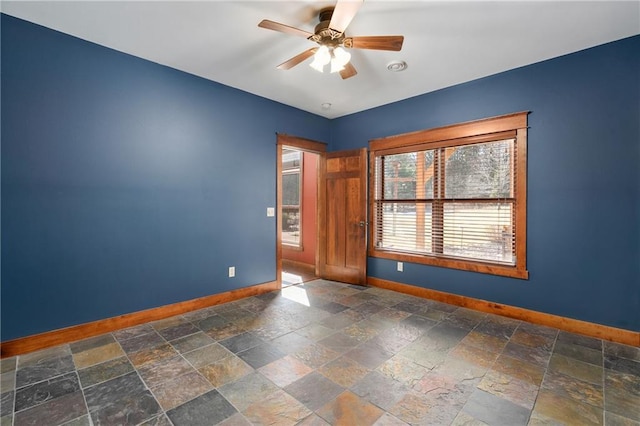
258 0 404 79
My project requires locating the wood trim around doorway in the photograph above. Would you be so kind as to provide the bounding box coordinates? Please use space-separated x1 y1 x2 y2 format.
276 134 327 286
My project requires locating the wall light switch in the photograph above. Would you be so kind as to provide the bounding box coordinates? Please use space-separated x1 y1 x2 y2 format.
266 207 275 217
228 266 235 278
397 262 404 272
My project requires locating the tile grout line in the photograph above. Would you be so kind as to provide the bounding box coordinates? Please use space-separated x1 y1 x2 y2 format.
528 328 560 425
601 334 606 425
11 356 18 426
72 362 93 426
114 329 171 426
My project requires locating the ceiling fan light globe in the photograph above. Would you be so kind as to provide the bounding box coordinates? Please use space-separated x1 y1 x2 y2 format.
310 58 325 72
310 45 331 73
333 47 351 67
316 45 331 64
330 59 345 73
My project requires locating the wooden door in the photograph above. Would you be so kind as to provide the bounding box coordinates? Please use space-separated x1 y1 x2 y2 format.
319 148 368 285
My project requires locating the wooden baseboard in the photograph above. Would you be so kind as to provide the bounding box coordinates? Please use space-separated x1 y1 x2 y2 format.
1 280 280 358
5 277 636 358
282 259 316 275
368 277 640 347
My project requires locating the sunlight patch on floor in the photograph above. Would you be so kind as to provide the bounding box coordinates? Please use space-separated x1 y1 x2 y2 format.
281 285 310 307
282 271 304 287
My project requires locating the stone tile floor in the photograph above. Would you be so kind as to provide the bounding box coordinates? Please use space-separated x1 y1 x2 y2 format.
1 280 639 425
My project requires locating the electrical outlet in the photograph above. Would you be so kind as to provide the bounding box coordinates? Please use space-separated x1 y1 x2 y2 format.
228 266 235 278
266 207 275 217
397 262 403 272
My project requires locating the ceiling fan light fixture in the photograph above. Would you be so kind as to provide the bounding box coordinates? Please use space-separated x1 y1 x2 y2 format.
309 58 324 72
333 46 351 66
313 46 351 74
330 59 344 73
310 45 331 72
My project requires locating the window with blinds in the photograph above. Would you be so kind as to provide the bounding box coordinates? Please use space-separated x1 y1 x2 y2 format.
369 112 529 279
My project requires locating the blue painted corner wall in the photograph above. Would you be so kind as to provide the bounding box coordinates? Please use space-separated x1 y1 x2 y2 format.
332 35 640 332
2 13 638 341
1 14 329 340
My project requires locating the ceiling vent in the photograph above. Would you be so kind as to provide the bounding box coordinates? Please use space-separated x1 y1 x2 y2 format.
387 60 408 72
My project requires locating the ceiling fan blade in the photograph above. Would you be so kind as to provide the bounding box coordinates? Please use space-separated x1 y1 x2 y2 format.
258 20 313 39
340 62 358 79
277 48 318 70
329 0 364 33
346 35 404 51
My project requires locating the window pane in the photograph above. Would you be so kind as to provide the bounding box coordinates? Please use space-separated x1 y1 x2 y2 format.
420 151 435 199
282 148 301 169
376 201 433 253
445 139 513 199
282 206 300 245
282 172 300 206
382 153 417 199
378 151 434 200
442 202 514 264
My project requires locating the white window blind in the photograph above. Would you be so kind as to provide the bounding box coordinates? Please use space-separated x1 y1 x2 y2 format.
373 138 517 265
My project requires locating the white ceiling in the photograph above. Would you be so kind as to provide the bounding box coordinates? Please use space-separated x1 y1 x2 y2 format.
2 1 639 119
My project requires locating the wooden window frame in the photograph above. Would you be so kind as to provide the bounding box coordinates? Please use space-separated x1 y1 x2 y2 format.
369 112 529 279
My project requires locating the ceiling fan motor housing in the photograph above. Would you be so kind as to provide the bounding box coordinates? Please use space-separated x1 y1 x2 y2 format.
318 7 334 23
311 7 345 47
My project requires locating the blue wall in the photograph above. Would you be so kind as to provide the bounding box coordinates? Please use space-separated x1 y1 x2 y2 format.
2 14 638 341
1 15 329 340
332 35 640 332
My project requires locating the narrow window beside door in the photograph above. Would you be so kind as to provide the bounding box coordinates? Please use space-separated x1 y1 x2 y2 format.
282 148 303 248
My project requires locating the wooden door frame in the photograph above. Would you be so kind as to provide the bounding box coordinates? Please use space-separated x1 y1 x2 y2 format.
276 134 327 287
